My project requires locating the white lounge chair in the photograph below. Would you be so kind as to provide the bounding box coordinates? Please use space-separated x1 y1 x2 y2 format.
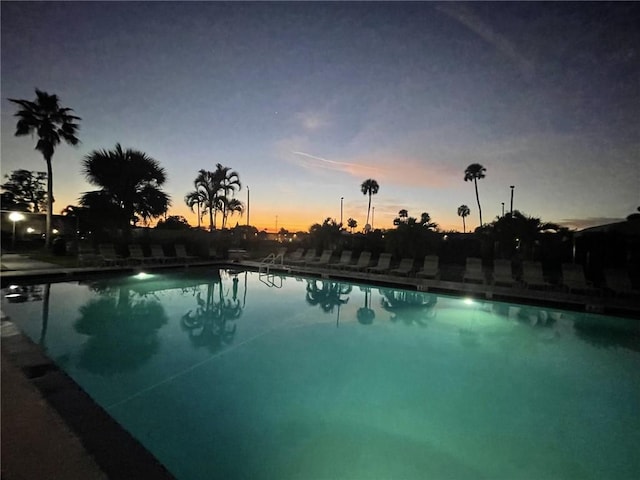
416 255 439 279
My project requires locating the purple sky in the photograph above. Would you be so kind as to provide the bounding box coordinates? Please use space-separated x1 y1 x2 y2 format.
2 1 638 232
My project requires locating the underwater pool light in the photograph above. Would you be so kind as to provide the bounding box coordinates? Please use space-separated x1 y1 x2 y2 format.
133 272 154 280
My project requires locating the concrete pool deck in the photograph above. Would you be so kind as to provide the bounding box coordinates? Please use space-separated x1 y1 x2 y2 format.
1 253 638 480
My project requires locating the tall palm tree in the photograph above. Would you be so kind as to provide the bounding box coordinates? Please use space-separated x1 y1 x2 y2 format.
193 169 218 231
464 163 486 227
360 178 379 229
457 204 471 233
213 163 241 226
80 144 170 234
9 89 81 248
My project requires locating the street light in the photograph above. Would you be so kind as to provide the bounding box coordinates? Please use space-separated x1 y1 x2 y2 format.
9 212 25 249
501 202 505 217
340 197 344 226
510 185 515 215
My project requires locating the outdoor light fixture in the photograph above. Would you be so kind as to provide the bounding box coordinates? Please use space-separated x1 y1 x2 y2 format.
52 229 59 234
26 227 35 234
8 212 25 249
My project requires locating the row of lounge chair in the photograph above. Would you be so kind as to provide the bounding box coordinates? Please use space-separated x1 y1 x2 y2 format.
270 249 637 296
270 249 440 278
460 257 637 296
79 243 205 266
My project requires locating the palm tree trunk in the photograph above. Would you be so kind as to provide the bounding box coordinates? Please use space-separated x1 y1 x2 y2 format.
45 155 54 249
474 179 483 227
366 193 372 226
463 216 466 233
209 209 214 232
197 202 201 228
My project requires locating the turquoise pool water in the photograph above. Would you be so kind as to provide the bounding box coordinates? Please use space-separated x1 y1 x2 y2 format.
3 269 640 479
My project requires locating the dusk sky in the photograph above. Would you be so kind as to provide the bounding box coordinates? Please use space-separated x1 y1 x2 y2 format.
2 1 638 232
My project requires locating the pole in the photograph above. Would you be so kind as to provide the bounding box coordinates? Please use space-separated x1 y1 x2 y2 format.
247 186 250 226
12 221 17 249
371 206 375 230
510 185 514 215
275 215 278 233
501 202 505 217
340 197 344 226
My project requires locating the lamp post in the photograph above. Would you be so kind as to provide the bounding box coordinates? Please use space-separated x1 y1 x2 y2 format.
9 212 25 250
340 197 344 226
510 185 515 215
246 186 250 226
501 202 505 217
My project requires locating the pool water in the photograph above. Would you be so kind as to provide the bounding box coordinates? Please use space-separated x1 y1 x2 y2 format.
3 269 640 479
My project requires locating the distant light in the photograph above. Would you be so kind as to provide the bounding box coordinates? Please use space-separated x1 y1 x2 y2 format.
443 235 449 241
5 293 22 299
133 272 154 280
9 212 25 222
9 285 19 290
52 229 59 234
26 227 35 234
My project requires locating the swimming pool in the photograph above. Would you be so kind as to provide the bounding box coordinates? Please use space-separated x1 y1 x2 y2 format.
3 268 640 479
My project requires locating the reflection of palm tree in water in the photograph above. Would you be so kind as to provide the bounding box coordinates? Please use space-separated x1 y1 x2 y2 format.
380 289 437 326
74 286 168 375
357 286 375 325
305 280 352 313
181 278 241 352
305 280 352 327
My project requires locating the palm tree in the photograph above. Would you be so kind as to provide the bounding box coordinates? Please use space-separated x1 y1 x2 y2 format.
360 178 379 229
213 163 241 226
464 164 486 227
347 218 358 233
184 189 206 228
457 204 471 233
9 89 81 248
222 197 244 228
192 169 218 231
80 144 170 235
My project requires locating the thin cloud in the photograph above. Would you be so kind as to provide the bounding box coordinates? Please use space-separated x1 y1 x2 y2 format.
436 3 535 80
296 111 330 132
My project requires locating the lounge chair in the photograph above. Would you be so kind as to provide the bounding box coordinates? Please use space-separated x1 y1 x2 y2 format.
492 259 515 286
367 253 392 274
603 268 636 296
522 261 552 289
174 244 198 263
343 251 372 272
463 257 485 283
306 249 334 267
98 243 125 266
289 249 317 265
283 248 304 264
149 244 169 264
416 255 439 279
127 244 148 265
562 263 597 294
77 244 101 266
389 258 414 276
327 250 352 270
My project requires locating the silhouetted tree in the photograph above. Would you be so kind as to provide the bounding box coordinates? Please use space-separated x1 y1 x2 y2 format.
464 164 486 227
360 178 379 229
347 217 358 233
80 144 170 235
156 215 191 230
9 90 80 247
457 204 470 233
221 197 244 229
1 169 47 212
184 188 206 228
